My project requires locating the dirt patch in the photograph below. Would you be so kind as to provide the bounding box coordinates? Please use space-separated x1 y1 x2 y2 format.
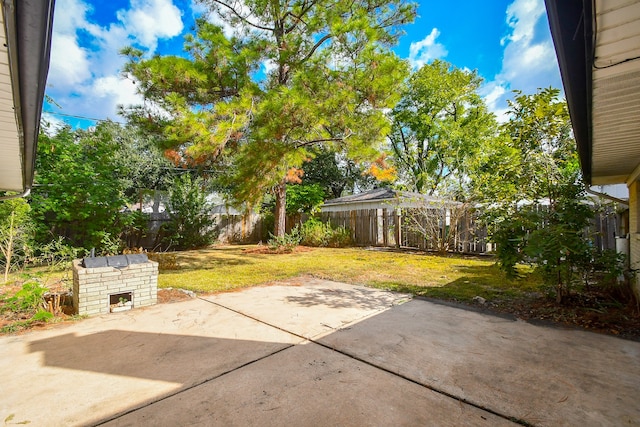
476 290 640 340
0 283 23 299
157 288 196 304
242 245 315 255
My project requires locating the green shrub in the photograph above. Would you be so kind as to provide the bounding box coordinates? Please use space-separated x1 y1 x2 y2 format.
326 226 352 247
300 218 352 247
32 309 54 322
586 249 636 302
267 227 301 253
37 237 83 269
2 280 47 313
162 174 218 250
97 231 123 256
0 197 33 281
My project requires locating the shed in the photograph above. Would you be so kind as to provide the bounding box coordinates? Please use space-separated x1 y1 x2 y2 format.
318 189 486 252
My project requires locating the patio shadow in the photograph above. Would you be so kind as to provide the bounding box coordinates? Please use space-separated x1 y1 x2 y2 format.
28 330 290 384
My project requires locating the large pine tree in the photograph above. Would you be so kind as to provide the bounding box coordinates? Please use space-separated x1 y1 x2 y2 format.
123 0 415 236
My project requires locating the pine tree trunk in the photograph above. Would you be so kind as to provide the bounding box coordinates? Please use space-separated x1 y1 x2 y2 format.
274 181 286 237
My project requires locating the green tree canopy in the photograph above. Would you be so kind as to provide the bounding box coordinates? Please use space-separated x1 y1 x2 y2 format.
487 88 595 303
388 60 498 198
300 148 375 199
0 197 32 282
108 122 175 201
31 122 174 251
502 87 578 202
31 124 128 249
123 0 416 236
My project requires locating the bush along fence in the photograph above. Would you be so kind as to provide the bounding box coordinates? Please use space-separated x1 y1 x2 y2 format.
124 211 267 250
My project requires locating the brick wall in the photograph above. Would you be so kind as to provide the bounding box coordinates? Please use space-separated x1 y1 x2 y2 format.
72 259 158 316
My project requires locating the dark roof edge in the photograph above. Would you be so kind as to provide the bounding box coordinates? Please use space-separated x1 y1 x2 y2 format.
322 196 398 206
544 0 593 184
3 0 56 193
322 188 459 206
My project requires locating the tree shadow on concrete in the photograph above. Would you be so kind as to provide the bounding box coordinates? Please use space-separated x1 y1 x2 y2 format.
28 330 290 384
284 285 408 311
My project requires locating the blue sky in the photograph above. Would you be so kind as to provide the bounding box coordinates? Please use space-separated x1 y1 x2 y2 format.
43 0 562 128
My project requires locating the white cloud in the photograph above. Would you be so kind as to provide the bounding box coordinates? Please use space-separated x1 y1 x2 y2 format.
502 0 544 45
46 0 184 123
92 75 144 108
40 113 66 135
262 59 278 75
408 28 448 69
204 7 237 38
480 84 510 123
48 34 92 89
117 0 184 52
48 0 93 90
51 0 93 34
481 0 562 120
481 83 506 112
201 0 267 39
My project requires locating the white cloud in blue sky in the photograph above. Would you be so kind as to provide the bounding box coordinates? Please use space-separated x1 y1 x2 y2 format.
408 28 448 69
44 0 561 126
47 0 184 123
482 0 560 119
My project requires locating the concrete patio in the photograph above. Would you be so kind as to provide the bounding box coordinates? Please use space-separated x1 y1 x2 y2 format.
1 278 638 426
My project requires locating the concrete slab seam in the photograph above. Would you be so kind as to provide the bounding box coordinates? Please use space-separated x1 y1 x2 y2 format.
90 343 296 426
200 297 534 427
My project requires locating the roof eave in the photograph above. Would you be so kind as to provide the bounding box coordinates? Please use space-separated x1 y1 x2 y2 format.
1 0 55 195
544 0 593 184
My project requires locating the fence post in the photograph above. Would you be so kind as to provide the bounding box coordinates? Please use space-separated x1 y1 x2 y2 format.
395 208 402 248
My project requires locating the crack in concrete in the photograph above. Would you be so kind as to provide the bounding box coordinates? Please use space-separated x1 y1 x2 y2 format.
91 342 295 426
199 297 534 427
95 296 533 426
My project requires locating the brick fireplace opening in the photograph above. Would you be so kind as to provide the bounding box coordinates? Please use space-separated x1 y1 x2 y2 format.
109 291 133 313
72 255 158 316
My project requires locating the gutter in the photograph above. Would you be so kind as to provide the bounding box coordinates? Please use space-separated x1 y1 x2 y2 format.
1 0 56 195
0 188 30 201
544 0 594 184
585 186 628 207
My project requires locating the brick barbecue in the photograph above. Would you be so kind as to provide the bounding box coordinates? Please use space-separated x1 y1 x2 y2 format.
72 255 158 316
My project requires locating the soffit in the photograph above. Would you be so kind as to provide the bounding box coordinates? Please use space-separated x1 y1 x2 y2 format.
591 0 640 184
0 7 23 192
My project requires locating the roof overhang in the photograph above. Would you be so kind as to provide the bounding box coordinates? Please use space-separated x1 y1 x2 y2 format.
546 0 640 186
321 189 462 213
0 0 55 195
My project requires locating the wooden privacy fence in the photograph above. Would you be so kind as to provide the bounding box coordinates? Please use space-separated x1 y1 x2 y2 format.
321 207 620 254
126 206 621 254
125 212 267 250
321 209 399 247
320 208 492 254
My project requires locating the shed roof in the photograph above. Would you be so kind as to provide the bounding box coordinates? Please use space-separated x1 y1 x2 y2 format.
321 189 459 212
